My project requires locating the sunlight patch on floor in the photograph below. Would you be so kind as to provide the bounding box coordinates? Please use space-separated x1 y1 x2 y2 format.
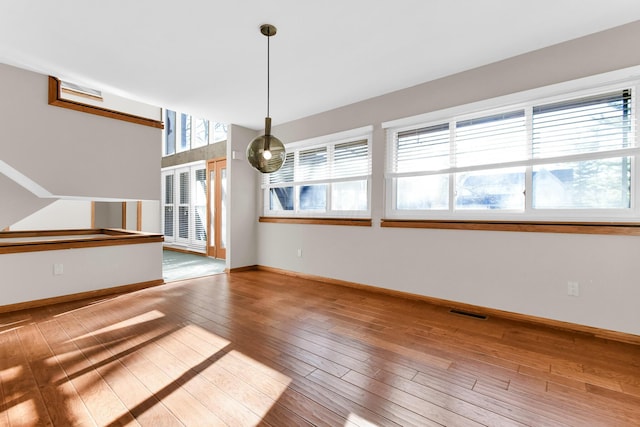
347 412 381 427
0 365 22 383
68 309 165 341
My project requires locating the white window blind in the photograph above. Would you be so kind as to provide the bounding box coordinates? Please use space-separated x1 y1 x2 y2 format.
163 173 174 239
299 147 328 182
395 123 450 174
532 90 633 160
455 110 526 168
178 171 190 240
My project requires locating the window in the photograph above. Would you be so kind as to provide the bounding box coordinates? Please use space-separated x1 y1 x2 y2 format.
179 114 191 153
164 110 176 156
386 86 636 220
192 118 209 148
162 173 174 237
263 126 372 218
162 109 227 156
161 162 208 252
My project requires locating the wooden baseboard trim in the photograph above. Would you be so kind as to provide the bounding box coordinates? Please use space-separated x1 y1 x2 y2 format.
229 265 258 273
255 266 640 346
0 279 165 314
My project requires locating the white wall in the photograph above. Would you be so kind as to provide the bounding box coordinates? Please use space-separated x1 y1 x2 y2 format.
94 202 122 229
0 63 164 307
0 242 162 306
11 200 92 230
140 200 160 233
227 124 259 269
257 21 640 336
0 63 161 201
0 173 55 229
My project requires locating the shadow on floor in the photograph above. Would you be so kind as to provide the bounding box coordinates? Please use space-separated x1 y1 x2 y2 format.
162 249 226 282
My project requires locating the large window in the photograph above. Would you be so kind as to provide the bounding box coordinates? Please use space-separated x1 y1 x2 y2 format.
161 162 207 252
263 127 372 218
163 109 228 156
386 87 636 220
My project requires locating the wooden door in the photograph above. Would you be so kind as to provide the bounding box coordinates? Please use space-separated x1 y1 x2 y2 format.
207 159 227 259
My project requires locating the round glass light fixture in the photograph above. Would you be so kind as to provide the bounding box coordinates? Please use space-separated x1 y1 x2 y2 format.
247 24 286 173
246 118 286 173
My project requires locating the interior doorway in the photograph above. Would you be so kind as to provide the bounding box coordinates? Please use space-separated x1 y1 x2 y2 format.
207 158 227 259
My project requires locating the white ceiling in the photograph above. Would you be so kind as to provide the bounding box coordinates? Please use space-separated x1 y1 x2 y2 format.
1 1 640 130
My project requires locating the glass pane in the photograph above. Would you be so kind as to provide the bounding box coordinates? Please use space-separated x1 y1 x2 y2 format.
179 172 189 204
332 180 368 211
194 206 206 242
165 110 176 155
299 147 328 181
179 206 189 239
533 157 630 209
193 118 209 148
164 206 173 237
395 123 449 173
269 153 294 184
396 175 448 210
194 169 207 242
213 122 228 143
270 187 294 210
455 111 526 167
179 113 191 151
210 170 215 247
455 168 524 210
164 174 174 204
221 168 227 248
533 90 632 159
193 169 207 205
299 184 327 211
334 140 369 178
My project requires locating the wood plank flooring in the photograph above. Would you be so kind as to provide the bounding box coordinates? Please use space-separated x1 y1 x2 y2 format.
1 270 639 426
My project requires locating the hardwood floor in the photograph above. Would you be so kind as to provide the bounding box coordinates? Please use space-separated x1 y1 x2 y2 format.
1 270 639 426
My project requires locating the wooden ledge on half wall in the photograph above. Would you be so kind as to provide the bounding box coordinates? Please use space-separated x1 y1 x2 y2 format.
0 228 164 254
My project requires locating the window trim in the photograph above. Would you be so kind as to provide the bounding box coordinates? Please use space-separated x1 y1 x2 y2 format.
384 73 640 223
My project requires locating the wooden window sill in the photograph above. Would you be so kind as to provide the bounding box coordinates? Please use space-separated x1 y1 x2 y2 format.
259 217 372 227
380 219 640 236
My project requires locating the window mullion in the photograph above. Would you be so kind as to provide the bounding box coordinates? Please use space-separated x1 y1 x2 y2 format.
449 121 456 212
525 106 534 213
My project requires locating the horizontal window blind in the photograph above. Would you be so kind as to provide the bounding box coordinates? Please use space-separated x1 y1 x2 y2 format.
533 90 633 159
334 140 369 178
455 110 526 167
394 123 449 173
299 147 328 181
264 139 371 188
268 153 294 185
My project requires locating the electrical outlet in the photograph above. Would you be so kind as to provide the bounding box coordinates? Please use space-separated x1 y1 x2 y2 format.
53 263 64 275
567 281 579 296
297 248 302 257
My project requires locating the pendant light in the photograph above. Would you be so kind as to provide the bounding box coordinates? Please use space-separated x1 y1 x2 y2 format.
246 24 286 173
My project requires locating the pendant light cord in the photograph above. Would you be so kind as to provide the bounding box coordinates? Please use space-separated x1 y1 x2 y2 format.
266 30 270 118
